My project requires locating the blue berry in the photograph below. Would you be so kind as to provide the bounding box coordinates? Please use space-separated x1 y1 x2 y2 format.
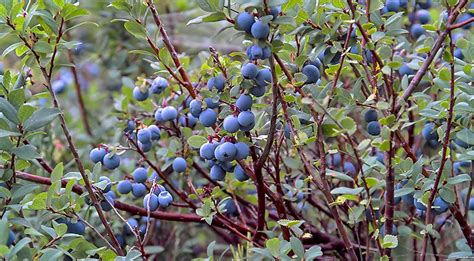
326 153 342 167
410 24 425 38
262 46 272 59
399 63 414 76
417 0 432 9
139 141 152 152
189 99 203 117
364 109 378 122
236 94 253 111
133 167 148 183
302 64 320 84
380 224 398 236
250 85 266 97
221 198 237 215
251 21 270 40
234 165 249 181
7 230 14 246
150 77 169 94
269 6 281 20
133 86 149 101
207 75 226 92
154 108 163 122
367 121 381 136
416 9 431 24
241 63 259 79
205 98 219 109
385 0 400 12
148 125 161 141
67 220 86 235
454 49 464 60
422 122 438 141
215 142 237 161
103 153 120 170
469 198 474 210
161 106 178 121
152 184 166 195
236 12 255 33
101 194 114 211
117 180 132 194
414 198 427 211
124 120 136 134
237 111 255 127
52 80 67 94
199 108 217 127
247 45 263 60
255 68 272 87
99 176 112 192
343 162 356 176
223 115 240 133
124 218 138 235
172 157 187 173
90 148 107 163
200 142 218 160
179 113 197 127
210 165 226 181
132 183 147 198
137 128 152 144
158 191 173 207
433 197 450 214
234 142 250 160
143 193 159 211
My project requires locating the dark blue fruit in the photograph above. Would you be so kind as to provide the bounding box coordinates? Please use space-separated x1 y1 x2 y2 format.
210 165 226 181
385 0 400 12
143 193 159 211
205 98 219 109
414 198 427 211
302 64 320 84
416 9 431 24
7 230 15 246
158 191 173 207
117 180 132 194
133 167 148 183
200 142 218 160
161 106 178 121
237 111 255 127
148 125 161 141
133 87 149 101
215 142 237 161
199 108 217 127
367 121 381 136
223 115 240 133
234 142 250 160
90 148 107 163
399 63 414 77
103 153 120 170
251 21 270 40
236 94 253 111
343 162 356 176
410 24 425 38
364 109 378 122
99 176 112 192
234 165 249 181
255 68 272 87
221 198 237 215
150 77 169 94
207 75 226 92
422 122 438 141
189 99 202 117
433 197 450 214
250 85 266 97
241 63 259 79
236 12 255 33
137 128 152 144
124 218 138 235
132 183 147 198
172 157 187 172
246 45 263 60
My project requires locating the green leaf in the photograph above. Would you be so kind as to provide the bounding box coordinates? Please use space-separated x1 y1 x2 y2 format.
23 108 60 132
265 238 280 257
51 163 64 184
447 174 471 185
206 240 215 259
0 97 19 124
187 135 208 149
382 235 398 248
2 42 23 57
0 130 21 138
11 145 41 160
187 12 226 25
304 245 323 260
330 187 364 195
369 0 384 12
0 220 9 245
195 0 223 12
124 20 147 40
290 237 304 258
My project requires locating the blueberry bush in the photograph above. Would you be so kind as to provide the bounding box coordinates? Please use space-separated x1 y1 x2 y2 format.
0 0 473 260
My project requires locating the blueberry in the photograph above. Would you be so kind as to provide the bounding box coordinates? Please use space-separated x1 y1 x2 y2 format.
422 122 438 141
52 80 67 94
416 9 431 24
200 142 218 160
90 148 107 163
255 68 272 87
309 57 323 69
367 121 381 136
385 0 400 12
7 230 15 246
150 77 169 94
161 106 178 121
99 176 112 192
124 218 138 235
269 6 281 20
132 183 147 198
410 24 425 38
343 162 356 176
220 161 235 172
326 153 342 167
117 180 132 194
401 192 414 206
199 108 217 127
247 45 263 60
101 194 114 211
234 165 249 181
124 120 136 134
234 142 250 160
67 220 86 235
179 113 197 127
207 75 226 92
152 184 166 196
399 63 414 77
139 224 147 236
139 141 152 152
133 86 149 101
250 85 266 97
158 191 173 207
236 94 253 111
380 224 398 236
223 115 240 133
262 46 272 59
454 48 464 60
221 198 237 215
241 63 259 79
210 165 226 181
469 198 474 210
457 13 473 29
302 64 320 84
375 152 384 163
364 109 378 122
148 125 161 141
154 108 163 122
215 142 237 161
236 12 255 33
414 198 427 211
133 167 148 183
172 157 187 173
103 153 120 170
204 98 219 109
238 111 255 127
116 234 126 247
417 0 431 9
433 197 450 214
143 193 159 211
137 128 152 144
189 99 203 117
251 21 270 40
